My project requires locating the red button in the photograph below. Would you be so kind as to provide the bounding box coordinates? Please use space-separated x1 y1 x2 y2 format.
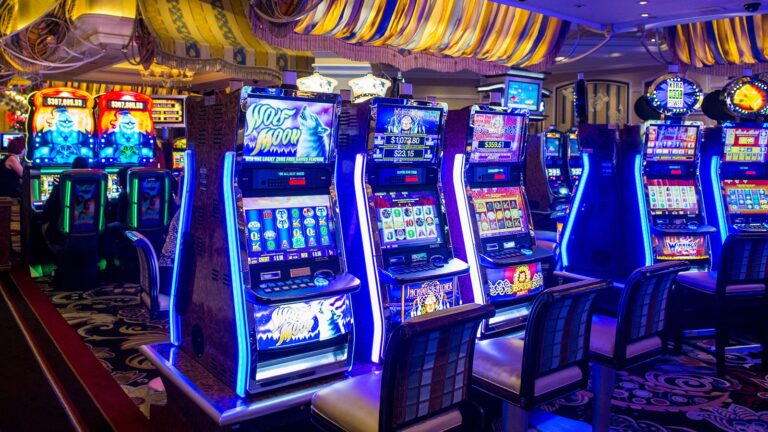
405 176 419 183
289 178 306 186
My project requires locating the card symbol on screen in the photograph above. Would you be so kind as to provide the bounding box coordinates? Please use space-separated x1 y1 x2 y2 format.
250 232 259 241
381 209 392 219
424 207 433 216
396 229 406 240
281 240 290 249
384 230 395 241
414 207 423 216
406 219 414 227
320 226 328 235
407 229 416 239
428 227 436 237
266 241 276 250
417 228 426 238
291 209 300 218
263 210 273 219
393 209 402 218
308 237 316 247
306 227 316 236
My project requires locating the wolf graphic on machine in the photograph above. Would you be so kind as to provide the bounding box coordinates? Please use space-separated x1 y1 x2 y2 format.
296 105 330 159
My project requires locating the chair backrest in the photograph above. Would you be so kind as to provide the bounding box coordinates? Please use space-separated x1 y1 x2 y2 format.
125 230 160 313
126 168 172 233
614 261 690 364
58 169 107 248
717 233 768 293
379 303 494 432
521 279 610 398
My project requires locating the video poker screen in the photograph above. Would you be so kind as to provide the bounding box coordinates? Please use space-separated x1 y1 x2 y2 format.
242 95 336 165
544 133 561 157
644 123 699 162
723 126 768 163
372 104 443 164
723 180 768 215
374 190 443 249
646 178 699 216
470 187 529 239
468 111 525 163
243 195 337 264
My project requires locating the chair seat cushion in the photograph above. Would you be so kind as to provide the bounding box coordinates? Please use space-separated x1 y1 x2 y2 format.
589 315 661 360
677 271 766 295
473 336 583 398
311 372 462 432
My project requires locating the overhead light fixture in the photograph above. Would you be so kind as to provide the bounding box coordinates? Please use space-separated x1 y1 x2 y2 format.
641 13 650 17
348 73 391 103
608 52 622 57
638 1 648 4
555 56 567 62
297 71 338 93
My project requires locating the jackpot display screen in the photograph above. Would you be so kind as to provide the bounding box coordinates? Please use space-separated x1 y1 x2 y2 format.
374 190 443 249
470 187 529 238
97 91 155 166
372 104 443 164
723 180 768 215
485 262 544 301
242 95 336 165
468 111 524 163
644 124 699 162
646 179 699 216
243 195 337 264
27 88 96 166
723 126 768 163
544 133 560 157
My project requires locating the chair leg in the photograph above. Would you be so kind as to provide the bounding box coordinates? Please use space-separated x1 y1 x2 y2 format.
591 363 616 432
500 402 529 432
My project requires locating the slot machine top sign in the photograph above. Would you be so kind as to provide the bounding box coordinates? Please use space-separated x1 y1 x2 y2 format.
26 87 96 166
96 91 155 165
467 107 527 163
371 99 447 165
647 74 703 117
723 76 768 118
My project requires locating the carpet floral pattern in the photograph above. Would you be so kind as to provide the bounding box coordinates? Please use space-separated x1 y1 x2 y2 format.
37 277 168 417
34 275 768 431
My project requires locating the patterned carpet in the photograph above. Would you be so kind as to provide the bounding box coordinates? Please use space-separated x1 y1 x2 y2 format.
37 278 168 417
35 277 768 431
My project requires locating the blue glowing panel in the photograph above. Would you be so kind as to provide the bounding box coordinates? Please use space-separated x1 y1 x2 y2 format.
372 104 443 164
486 262 544 301
647 75 702 116
253 295 352 350
389 277 457 323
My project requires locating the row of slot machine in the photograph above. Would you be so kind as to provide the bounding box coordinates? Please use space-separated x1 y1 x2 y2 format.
146 86 561 408
20 87 187 263
561 72 768 280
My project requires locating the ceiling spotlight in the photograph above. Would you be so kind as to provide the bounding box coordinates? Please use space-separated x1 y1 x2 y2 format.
608 52 622 57
641 13 650 17
638 1 648 4
555 56 566 61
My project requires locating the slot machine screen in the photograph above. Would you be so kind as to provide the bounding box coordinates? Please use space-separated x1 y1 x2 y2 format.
485 262 544 301
97 91 155 166
172 152 184 170
38 174 59 203
374 190 443 249
372 104 443 164
70 181 99 233
646 178 699 216
505 79 541 112
470 187 529 238
723 180 768 215
722 126 768 163
468 111 525 163
568 135 580 156
242 95 336 165
243 195 337 264
644 123 700 162
28 88 96 166
107 173 121 200
137 177 164 228
2 133 23 149
544 133 560 157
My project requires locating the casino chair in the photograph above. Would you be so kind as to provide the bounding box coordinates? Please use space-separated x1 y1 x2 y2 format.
472 279 610 432
125 231 167 319
126 168 173 252
673 233 768 377
54 169 107 291
589 261 690 432
311 303 495 432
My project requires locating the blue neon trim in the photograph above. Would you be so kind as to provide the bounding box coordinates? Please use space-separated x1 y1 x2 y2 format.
634 155 653 265
223 152 251 397
561 153 589 268
710 156 728 245
169 150 195 346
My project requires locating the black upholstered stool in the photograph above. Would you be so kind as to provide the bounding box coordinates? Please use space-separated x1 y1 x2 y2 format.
311 303 494 432
674 233 768 377
589 261 690 432
472 279 610 432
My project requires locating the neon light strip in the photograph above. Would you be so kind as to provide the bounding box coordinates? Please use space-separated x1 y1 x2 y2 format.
223 152 251 396
62 180 71 233
131 178 139 228
635 155 653 265
354 154 384 363
170 150 194 346
452 154 483 304
710 156 728 245
561 153 590 268
99 177 106 231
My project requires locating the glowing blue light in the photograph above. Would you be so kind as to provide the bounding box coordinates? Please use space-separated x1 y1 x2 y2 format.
169 149 194 346
223 152 251 397
561 153 590 268
452 154 483 305
710 156 728 244
635 155 653 265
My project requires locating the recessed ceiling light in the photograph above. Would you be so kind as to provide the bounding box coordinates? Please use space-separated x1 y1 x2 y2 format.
641 13 650 17
638 1 648 4
555 56 566 61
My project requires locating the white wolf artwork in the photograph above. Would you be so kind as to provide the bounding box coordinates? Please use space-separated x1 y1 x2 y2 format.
296 106 330 159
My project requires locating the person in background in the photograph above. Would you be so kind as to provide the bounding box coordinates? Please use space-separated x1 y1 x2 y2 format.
153 138 167 170
0 137 25 198
42 156 90 250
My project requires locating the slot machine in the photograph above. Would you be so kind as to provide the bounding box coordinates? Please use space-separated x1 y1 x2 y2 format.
175 87 359 397
22 87 97 263
543 127 572 203
637 74 716 269
566 127 584 193
525 126 570 234
95 91 156 202
443 105 551 336
701 76 768 267
170 137 187 178
342 97 469 363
